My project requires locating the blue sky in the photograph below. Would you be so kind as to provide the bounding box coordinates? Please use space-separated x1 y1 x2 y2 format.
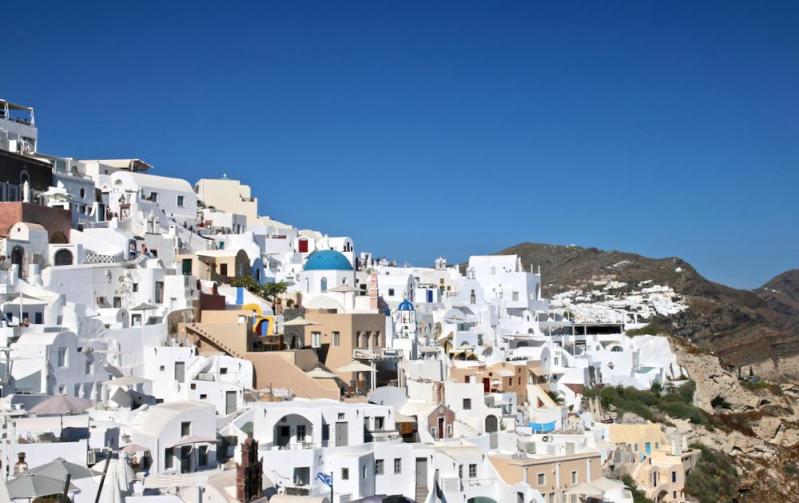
4 1 797 288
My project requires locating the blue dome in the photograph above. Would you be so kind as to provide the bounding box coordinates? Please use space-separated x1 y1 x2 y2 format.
397 299 415 311
304 250 353 271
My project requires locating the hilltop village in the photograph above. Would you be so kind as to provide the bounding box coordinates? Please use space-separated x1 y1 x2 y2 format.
0 98 699 503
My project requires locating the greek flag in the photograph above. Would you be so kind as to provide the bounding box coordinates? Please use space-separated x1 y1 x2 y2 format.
316 472 333 488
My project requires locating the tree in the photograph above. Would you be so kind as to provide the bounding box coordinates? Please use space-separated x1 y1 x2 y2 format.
227 276 288 303
261 282 288 302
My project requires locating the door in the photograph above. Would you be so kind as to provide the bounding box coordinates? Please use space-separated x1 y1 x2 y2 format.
437 416 445 439
155 281 164 303
180 446 191 473
415 458 428 502
277 426 290 447
174 362 185 383
182 259 192 275
335 421 348 447
427 289 434 303
225 391 237 415
482 378 490 393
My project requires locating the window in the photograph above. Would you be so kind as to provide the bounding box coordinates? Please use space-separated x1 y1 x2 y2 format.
333 331 341 347
113 297 121 308
341 468 349 480
165 448 174 469
311 332 321 348
362 465 367 479
181 421 191 437
177 195 184 207
199 445 208 466
388 288 395 296
571 470 577 484
220 264 228 276
463 398 472 410
672 471 677 483
537 473 546 485
375 459 384 475
85 359 92 375
508 378 513 386
148 192 158 202
394 458 402 474
297 425 306 441
57 347 67 367
220 367 228 375
512 291 519 301
159 365 165 372
458 465 463 479
200 394 207 400
468 464 477 478
34 312 43 324
374 416 384 430
132 283 138 293
80 188 86 199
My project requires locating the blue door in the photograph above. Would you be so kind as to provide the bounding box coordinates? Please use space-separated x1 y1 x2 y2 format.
645 442 651 455
427 289 433 303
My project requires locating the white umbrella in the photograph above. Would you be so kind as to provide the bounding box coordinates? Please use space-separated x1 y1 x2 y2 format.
31 395 93 415
24 457 98 480
306 368 339 379
335 361 374 373
6 473 77 500
30 395 93 434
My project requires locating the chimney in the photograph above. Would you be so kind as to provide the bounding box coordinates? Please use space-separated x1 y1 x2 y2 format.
15 452 28 475
369 271 378 311
236 437 262 502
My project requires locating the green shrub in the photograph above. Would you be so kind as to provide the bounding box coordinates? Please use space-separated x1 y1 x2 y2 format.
685 444 738 503
593 381 709 425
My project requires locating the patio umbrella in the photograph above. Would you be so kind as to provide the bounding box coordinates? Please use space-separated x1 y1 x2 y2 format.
306 368 339 379
565 481 604 497
335 361 374 373
6 473 76 500
282 317 318 327
24 457 98 480
30 395 93 433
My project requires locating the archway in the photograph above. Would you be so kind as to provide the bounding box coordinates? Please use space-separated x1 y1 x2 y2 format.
54 249 74 266
485 415 498 433
50 231 68 244
273 413 314 448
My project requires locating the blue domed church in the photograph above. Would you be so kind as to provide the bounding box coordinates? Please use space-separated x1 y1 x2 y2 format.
299 249 355 296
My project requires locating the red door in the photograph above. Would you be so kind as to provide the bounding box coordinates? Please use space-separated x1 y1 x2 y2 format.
482 378 490 393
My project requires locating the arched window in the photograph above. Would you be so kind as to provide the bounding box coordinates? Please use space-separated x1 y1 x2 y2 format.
320 277 328 292
54 249 74 266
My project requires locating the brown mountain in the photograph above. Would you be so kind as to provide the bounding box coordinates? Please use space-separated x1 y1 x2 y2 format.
757 269 799 332
496 242 799 378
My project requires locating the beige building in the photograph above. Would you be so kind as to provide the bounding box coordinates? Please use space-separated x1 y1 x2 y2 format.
194 178 259 224
177 249 250 282
449 361 532 404
180 309 339 400
490 451 602 502
607 423 697 503
301 308 391 392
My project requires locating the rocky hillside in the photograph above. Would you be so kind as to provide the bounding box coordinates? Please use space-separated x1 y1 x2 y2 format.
757 269 799 332
497 242 799 379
